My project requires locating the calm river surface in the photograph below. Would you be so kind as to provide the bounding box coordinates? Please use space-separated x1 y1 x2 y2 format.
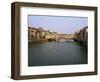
28 40 87 66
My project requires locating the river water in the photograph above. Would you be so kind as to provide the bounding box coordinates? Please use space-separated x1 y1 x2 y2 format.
28 40 87 66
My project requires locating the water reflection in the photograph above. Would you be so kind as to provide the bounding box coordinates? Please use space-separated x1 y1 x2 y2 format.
28 41 87 66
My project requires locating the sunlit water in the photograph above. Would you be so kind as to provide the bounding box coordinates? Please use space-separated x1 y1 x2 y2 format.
28 40 87 66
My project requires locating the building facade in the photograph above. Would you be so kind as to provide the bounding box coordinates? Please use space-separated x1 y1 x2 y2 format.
74 26 88 45
28 27 76 42
28 27 60 41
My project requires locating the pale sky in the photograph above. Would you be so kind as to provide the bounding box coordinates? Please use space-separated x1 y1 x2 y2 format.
28 15 88 34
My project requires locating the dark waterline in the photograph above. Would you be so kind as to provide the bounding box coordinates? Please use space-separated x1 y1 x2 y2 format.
28 41 87 67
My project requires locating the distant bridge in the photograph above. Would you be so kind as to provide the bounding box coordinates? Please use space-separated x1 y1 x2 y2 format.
58 34 74 41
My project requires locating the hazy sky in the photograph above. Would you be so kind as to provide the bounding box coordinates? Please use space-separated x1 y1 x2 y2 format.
28 15 88 34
